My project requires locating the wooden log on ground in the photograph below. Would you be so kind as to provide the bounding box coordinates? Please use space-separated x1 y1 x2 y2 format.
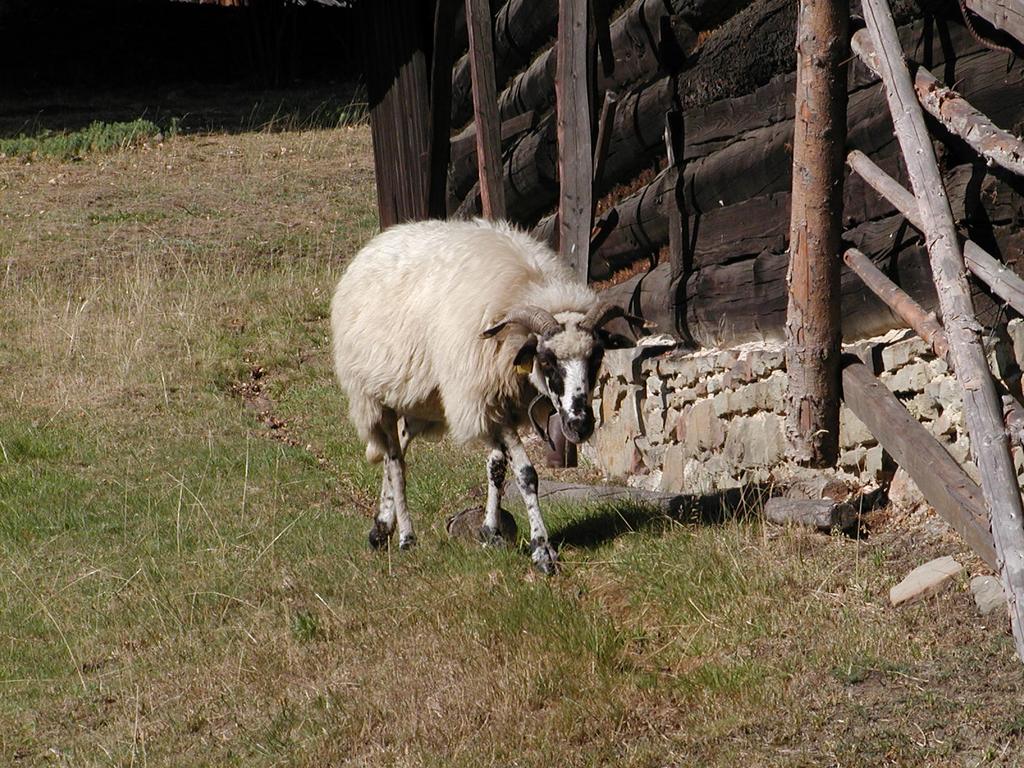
764 497 858 531
785 0 848 467
841 357 997 569
863 0 1024 660
465 0 507 219
848 149 1024 316
851 28 1024 180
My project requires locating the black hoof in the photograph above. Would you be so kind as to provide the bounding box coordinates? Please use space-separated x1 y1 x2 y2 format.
477 524 508 549
529 538 559 576
368 520 394 550
398 533 417 551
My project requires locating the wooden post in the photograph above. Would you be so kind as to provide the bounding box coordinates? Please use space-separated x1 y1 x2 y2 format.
785 0 849 466
465 0 507 219
851 29 1024 180
362 0 432 227
863 0 1024 661
842 358 997 569
556 0 593 281
847 150 1024 316
427 0 458 218
665 110 693 344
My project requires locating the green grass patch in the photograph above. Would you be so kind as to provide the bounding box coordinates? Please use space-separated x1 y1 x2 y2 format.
0 118 174 161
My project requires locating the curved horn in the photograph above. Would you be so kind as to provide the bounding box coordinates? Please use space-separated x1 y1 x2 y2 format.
578 301 648 332
481 306 562 339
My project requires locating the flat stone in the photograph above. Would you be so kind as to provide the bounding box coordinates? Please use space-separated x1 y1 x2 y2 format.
684 398 725 454
839 407 874 448
889 556 963 607
970 575 1006 617
446 506 518 544
880 335 928 371
600 347 645 381
888 468 926 514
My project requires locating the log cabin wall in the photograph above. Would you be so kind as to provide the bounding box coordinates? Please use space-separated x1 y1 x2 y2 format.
445 0 1024 347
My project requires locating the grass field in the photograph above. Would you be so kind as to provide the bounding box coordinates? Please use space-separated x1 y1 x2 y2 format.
1 118 1022 767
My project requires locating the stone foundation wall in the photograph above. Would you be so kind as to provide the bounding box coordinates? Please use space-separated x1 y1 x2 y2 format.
586 321 1024 495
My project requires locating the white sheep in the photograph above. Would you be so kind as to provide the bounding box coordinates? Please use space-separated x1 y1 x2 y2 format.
330 218 635 573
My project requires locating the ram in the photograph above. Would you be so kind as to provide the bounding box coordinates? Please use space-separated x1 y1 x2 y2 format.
330 218 634 573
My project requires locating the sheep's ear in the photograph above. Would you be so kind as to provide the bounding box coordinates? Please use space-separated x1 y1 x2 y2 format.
513 336 538 371
597 328 636 350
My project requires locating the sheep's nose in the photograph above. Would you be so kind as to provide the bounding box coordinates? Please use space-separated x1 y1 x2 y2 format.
564 409 595 442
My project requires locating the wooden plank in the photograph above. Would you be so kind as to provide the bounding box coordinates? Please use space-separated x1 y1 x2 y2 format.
591 90 619 192
465 0 507 219
362 0 431 227
863 0 1024 660
851 28 1024 180
965 0 1024 44
841 358 997 569
848 149 1024 316
428 0 459 218
449 110 536 162
556 0 593 280
785 0 848 466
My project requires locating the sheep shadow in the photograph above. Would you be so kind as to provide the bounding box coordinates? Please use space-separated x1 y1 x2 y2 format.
550 484 886 551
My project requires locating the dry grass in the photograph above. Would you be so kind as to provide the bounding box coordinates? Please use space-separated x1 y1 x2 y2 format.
1 118 1023 767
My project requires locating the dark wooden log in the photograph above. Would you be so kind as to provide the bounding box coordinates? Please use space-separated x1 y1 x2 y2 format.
362 0 432 227
841 357 997 569
451 4 958 227
450 0 559 128
964 0 1024 44
848 149 1024 316
465 0 507 219
428 0 459 218
852 28 1024 179
863 0 1024 660
449 111 536 193
495 0 702 130
764 497 858 531
785 0 848 467
557 0 593 280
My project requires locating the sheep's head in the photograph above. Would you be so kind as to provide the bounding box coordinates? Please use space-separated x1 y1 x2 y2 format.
481 302 640 444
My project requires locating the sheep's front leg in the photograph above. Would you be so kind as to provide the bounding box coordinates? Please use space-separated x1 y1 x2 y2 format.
478 442 509 547
368 468 396 549
500 426 557 575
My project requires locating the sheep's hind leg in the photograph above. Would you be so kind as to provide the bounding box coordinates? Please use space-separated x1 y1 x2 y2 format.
478 441 509 548
381 410 416 550
501 426 557 575
368 468 396 549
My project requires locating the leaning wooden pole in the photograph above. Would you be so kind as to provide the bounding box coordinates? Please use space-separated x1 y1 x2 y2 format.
844 246 1024 448
465 0 507 219
847 150 1024 316
784 0 849 466
863 0 1024 660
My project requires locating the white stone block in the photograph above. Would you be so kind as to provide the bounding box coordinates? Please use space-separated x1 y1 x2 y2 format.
889 556 963 606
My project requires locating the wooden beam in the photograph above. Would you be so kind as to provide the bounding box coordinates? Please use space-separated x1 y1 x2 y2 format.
844 247 949 360
964 0 1024 45
465 0 507 219
785 0 848 466
591 90 618 193
863 0 1024 660
664 110 692 343
449 110 536 162
556 0 593 280
428 0 458 218
851 28 1024 180
841 357 997 569
847 150 1024 316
